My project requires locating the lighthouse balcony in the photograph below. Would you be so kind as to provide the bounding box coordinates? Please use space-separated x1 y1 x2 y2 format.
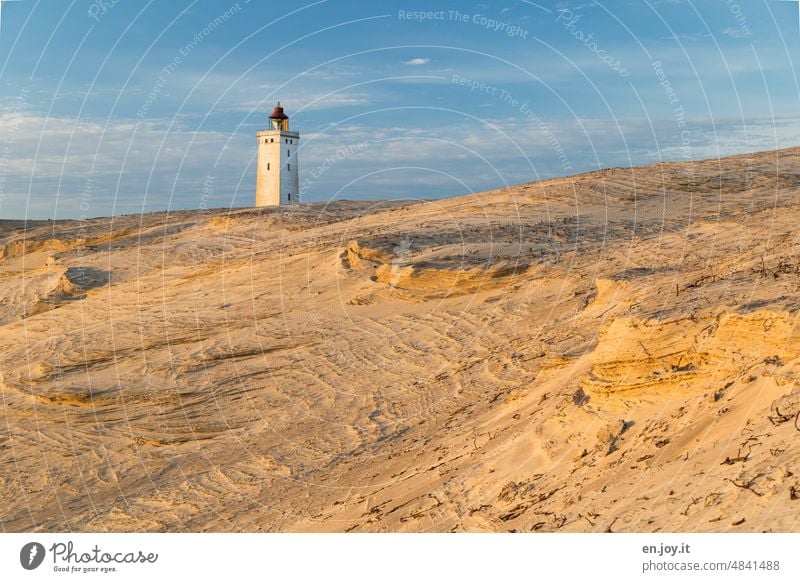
257 129 300 139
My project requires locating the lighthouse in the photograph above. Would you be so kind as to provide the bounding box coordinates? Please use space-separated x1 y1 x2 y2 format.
255 102 300 206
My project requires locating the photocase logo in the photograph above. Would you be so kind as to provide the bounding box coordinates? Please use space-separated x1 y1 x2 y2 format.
19 542 45 570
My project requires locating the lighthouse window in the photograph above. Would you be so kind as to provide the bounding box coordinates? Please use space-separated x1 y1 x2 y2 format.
288 193 291 201
267 163 270 170
288 149 290 156
271 138 274 143
288 164 291 171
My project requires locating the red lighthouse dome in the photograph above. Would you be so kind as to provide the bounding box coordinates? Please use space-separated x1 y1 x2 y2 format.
269 102 289 130
269 101 288 121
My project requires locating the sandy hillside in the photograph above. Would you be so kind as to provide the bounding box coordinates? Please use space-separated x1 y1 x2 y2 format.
3 148 800 532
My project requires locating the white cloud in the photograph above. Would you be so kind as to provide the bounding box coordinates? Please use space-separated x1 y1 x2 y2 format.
720 27 751 39
0 109 253 218
403 58 430 66
4 102 800 218
233 91 373 114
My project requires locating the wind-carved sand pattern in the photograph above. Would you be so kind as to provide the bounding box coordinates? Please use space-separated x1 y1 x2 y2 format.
4 149 800 532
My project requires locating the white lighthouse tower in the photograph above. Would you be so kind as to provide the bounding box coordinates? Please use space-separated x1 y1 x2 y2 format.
255 102 300 206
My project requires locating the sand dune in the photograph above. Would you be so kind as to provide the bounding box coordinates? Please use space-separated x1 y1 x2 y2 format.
3 149 800 532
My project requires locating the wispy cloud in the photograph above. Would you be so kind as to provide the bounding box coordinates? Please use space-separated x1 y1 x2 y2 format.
0 109 252 217
404 58 430 66
4 102 800 218
720 27 751 39
233 91 374 114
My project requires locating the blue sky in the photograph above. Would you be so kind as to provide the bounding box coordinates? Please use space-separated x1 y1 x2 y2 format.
0 0 799 219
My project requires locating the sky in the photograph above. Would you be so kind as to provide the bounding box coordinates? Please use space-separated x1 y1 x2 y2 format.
0 0 799 219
